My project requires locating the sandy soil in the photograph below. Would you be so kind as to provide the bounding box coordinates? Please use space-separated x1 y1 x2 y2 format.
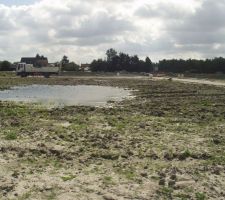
155 77 225 87
0 76 225 200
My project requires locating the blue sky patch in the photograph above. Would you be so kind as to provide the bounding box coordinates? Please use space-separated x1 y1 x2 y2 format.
0 0 37 6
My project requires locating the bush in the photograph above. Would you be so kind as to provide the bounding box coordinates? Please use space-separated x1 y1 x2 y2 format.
62 62 79 71
0 61 11 71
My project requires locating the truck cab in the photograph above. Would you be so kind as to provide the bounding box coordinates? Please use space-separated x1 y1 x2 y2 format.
16 63 27 77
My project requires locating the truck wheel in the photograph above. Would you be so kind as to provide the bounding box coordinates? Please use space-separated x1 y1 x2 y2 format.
44 73 50 78
21 73 27 77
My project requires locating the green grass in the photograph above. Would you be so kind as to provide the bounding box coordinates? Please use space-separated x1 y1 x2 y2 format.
179 149 192 160
174 193 191 200
102 176 115 185
61 174 76 181
195 192 207 200
5 131 17 140
157 187 173 199
117 169 136 180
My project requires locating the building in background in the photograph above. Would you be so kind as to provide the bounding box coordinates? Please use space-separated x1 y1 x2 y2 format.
80 63 90 72
21 54 48 67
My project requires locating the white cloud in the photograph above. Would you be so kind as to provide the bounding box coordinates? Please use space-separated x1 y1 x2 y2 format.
0 0 224 63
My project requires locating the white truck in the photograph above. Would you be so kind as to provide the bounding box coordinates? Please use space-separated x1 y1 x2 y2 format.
16 63 60 78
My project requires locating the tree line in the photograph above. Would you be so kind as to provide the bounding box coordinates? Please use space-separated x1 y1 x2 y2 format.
90 49 225 74
0 61 12 71
90 48 153 72
1 49 225 73
158 58 225 73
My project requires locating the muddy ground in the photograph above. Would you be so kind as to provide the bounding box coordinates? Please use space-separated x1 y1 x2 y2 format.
0 76 225 200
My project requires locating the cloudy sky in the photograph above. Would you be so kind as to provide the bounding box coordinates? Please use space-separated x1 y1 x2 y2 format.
0 0 224 63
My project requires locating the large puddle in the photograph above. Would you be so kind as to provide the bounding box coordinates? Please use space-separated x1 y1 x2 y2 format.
0 85 131 107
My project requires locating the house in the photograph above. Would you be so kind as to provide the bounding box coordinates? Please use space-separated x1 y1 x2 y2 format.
80 63 90 72
21 54 48 67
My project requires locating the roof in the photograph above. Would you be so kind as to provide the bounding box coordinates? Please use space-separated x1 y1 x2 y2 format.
20 55 48 66
81 64 90 68
21 57 38 64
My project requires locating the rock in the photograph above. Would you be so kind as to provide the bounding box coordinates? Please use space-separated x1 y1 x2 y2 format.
176 175 193 182
212 166 222 175
52 136 57 140
140 171 148 178
168 180 176 187
49 149 61 157
139 123 146 129
10 118 20 126
170 167 178 174
158 171 166 178
121 154 129 159
38 143 46 148
164 152 174 160
170 174 177 181
59 134 65 139
159 179 166 186
103 194 116 200
174 181 195 190
18 151 25 158
45 185 53 191
148 150 159 160
144 165 148 169
12 171 19 178
213 138 221 145
0 183 14 193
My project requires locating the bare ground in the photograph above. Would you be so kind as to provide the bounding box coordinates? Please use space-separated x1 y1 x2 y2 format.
0 76 225 200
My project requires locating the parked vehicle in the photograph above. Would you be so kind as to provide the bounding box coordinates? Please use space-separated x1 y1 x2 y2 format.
16 63 60 78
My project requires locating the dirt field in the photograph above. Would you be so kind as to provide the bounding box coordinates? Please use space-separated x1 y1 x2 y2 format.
0 76 225 200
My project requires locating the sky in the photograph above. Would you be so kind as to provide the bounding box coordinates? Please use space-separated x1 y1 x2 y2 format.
0 0 225 63
0 0 37 6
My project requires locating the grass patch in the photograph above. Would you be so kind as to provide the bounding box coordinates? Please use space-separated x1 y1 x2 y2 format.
102 176 115 185
180 149 192 159
157 187 173 199
61 174 76 181
117 169 136 180
5 131 17 140
174 193 191 200
205 155 225 165
195 192 207 200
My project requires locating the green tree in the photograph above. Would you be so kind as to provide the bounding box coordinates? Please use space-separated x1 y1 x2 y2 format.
0 60 11 71
90 59 108 72
119 53 130 71
106 48 117 62
129 55 139 72
62 62 80 71
145 57 153 72
61 55 69 65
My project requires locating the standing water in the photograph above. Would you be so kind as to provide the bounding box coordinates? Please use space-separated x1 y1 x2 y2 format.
0 85 131 107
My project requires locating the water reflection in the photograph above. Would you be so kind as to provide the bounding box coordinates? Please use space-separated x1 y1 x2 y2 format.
0 85 131 107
